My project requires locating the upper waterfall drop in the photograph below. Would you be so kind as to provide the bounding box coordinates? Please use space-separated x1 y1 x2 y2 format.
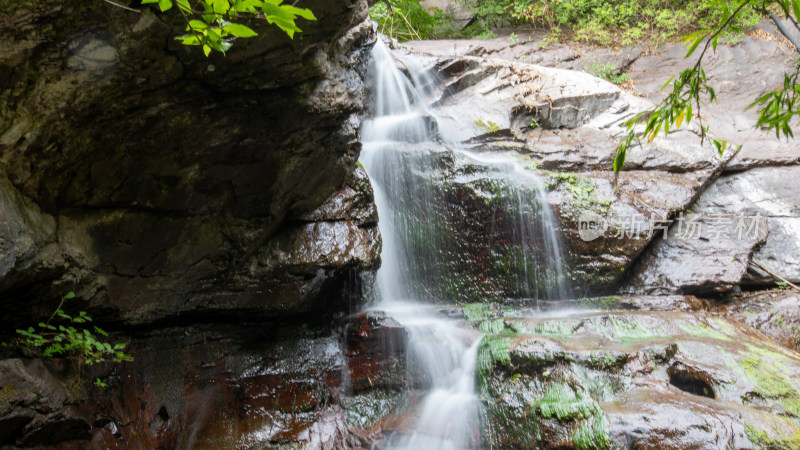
360 40 570 306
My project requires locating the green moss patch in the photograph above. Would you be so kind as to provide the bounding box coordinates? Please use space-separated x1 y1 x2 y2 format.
463 303 494 321
533 383 597 421
530 383 611 449
587 351 626 371
578 296 623 310
598 317 662 343
476 335 512 397
745 423 800 450
573 408 611 450
478 319 524 335
739 356 800 418
535 321 575 339
681 322 733 341
549 172 611 216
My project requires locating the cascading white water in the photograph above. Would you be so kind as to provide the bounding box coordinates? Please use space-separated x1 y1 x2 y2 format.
359 40 569 449
463 151 570 301
360 41 483 449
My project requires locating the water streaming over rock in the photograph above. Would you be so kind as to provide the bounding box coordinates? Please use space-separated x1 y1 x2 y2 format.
358 40 569 448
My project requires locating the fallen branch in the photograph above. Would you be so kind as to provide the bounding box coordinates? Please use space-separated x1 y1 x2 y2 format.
102 0 140 12
750 259 800 291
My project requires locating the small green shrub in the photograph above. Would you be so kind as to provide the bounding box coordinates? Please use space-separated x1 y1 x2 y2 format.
588 63 631 85
454 0 758 47
15 292 132 366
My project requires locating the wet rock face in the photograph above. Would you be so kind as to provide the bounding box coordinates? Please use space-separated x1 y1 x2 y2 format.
0 316 414 449
364 141 570 302
0 1 380 324
404 22 800 172
719 290 800 353
705 166 800 287
475 309 800 449
0 359 90 447
624 214 770 294
402 27 800 296
386 49 728 296
345 311 408 392
0 167 61 297
626 165 800 294
96 325 352 448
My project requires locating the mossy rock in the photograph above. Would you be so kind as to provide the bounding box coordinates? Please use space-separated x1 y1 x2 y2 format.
482 310 800 449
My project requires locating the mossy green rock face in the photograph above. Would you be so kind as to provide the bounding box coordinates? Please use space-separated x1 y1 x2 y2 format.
0 1 380 324
479 310 800 449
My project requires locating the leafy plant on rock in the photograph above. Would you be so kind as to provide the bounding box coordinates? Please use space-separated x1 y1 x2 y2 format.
15 292 132 366
588 63 631 85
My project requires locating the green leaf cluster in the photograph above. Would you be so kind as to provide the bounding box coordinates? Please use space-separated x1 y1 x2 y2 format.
15 292 132 366
750 63 800 139
615 66 720 181
140 0 316 55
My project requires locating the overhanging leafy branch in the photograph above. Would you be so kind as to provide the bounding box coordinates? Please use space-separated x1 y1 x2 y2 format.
137 0 316 56
613 0 800 185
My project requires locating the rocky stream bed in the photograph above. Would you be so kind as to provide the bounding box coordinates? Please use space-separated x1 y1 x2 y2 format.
1 1 800 448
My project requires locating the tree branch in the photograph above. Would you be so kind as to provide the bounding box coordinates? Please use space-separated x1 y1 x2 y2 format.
102 0 140 12
766 10 800 52
751 259 800 291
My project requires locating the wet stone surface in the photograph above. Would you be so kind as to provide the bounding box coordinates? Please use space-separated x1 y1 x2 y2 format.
473 309 800 449
391 47 734 296
717 290 800 353
345 311 408 392
0 324 356 449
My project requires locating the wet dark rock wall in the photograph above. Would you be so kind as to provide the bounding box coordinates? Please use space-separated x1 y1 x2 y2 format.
0 1 387 447
0 0 379 325
0 317 407 449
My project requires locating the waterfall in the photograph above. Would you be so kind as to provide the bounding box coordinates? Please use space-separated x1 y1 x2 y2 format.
358 40 569 449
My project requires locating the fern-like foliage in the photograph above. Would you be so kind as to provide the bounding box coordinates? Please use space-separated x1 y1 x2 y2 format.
16 292 132 366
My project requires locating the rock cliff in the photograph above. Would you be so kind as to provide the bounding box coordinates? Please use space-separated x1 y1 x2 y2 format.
0 0 380 326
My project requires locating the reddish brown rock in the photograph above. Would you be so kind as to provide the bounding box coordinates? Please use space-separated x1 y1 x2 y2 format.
346 311 408 392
